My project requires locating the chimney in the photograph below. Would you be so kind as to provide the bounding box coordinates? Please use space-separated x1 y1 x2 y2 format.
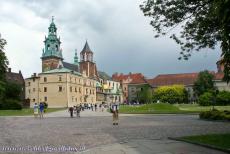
8 68 11 73
33 73 36 77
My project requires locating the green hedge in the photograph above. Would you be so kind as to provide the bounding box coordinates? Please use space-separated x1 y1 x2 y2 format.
198 92 213 106
199 109 230 121
0 99 22 110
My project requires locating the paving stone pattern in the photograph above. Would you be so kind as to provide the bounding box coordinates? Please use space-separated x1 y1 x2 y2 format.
0 110 229 154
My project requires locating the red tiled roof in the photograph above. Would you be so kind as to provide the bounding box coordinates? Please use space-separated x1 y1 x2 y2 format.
214 73 224 80
149 73 199 87
112 73 146 84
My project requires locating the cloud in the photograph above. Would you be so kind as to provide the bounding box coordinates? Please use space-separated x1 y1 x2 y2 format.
0 0 221 79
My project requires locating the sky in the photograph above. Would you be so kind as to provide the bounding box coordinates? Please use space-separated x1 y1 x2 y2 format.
0 0 221 79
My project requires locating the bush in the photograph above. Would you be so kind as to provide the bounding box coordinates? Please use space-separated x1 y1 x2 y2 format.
0 99 22 110
216 91 230 106
198 92 213 106
199 109 230 121
153 85 188 104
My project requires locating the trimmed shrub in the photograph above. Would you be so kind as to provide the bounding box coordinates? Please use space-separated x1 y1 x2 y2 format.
0 99 22 110
199 109 230 121
198 92 213 106
216 91 230 106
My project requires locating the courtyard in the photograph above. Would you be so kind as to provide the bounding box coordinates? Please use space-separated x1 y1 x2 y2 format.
0 110 229 153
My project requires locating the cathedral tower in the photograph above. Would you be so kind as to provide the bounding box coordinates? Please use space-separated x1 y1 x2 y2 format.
41 17 63 72
79 41 98 78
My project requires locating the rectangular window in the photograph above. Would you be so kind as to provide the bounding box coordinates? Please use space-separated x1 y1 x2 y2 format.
44 77 47 82
59 76 62 81
75 87 77 92
28 82 30 86
59 86 62 92
70 86 72 92
33 88 35 92
79 87 81 93
33 78 35 82
28 89 30 93
44 97 47 101
44 87 47 92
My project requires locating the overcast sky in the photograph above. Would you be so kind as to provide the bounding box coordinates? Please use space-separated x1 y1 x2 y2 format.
0 0 221 79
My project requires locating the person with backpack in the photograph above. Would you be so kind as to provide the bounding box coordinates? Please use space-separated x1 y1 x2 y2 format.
111 102 119 125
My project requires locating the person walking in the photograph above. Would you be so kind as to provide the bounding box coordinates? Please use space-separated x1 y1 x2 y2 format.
39 102 44 119
94 104 97 112
68 106 74 118
33 103 39 118
111 102 119 125
76 105 81 118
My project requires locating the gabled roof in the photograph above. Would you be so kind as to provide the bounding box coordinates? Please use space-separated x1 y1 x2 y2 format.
98 71 112 80
63 61 79 72
6 71 24 85
112 73 146 84
149 73 199 87
81 41 92 53
40 67 81 76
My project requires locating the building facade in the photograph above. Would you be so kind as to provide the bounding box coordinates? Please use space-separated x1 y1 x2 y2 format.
112 73 146 103
25 69 96 108
96 71 123 103
25 18 97 108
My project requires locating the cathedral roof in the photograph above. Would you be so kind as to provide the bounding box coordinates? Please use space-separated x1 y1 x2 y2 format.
63 62 79 72
98 71 112 80
40 67 81 76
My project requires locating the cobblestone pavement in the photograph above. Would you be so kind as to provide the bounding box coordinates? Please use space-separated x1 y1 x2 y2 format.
0 110 229 153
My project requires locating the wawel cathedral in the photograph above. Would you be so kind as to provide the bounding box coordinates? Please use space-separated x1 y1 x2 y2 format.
25 18 123 108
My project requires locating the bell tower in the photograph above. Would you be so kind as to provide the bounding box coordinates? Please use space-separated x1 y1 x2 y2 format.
41 17 63 72
79 41 98 78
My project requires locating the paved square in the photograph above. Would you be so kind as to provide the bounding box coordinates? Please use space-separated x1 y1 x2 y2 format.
0 110 229 153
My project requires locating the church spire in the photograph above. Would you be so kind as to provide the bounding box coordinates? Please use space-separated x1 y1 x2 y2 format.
48 16 57 35
80 41 94 62
81 40 92 53
41 17 63 64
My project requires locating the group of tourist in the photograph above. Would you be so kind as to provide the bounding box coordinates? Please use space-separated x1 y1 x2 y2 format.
68 105 81 118
33 101 120 125
33 102 45 119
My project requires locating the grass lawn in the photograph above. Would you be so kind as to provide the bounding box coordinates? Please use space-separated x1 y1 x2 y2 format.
119 103 230 114
175 104 230 112
0 108 66 116
180 134 230 151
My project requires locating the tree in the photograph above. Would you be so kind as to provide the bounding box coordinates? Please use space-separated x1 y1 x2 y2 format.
4 82 22 101
216 91 230 106
198 92 213 106
153 85 187 104
140 0 230 82
0 35 8 81
193 70 215 96
137 85 153 103
0 35 8 102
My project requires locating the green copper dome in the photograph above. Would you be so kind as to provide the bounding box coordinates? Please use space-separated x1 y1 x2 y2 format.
41 17 63 60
